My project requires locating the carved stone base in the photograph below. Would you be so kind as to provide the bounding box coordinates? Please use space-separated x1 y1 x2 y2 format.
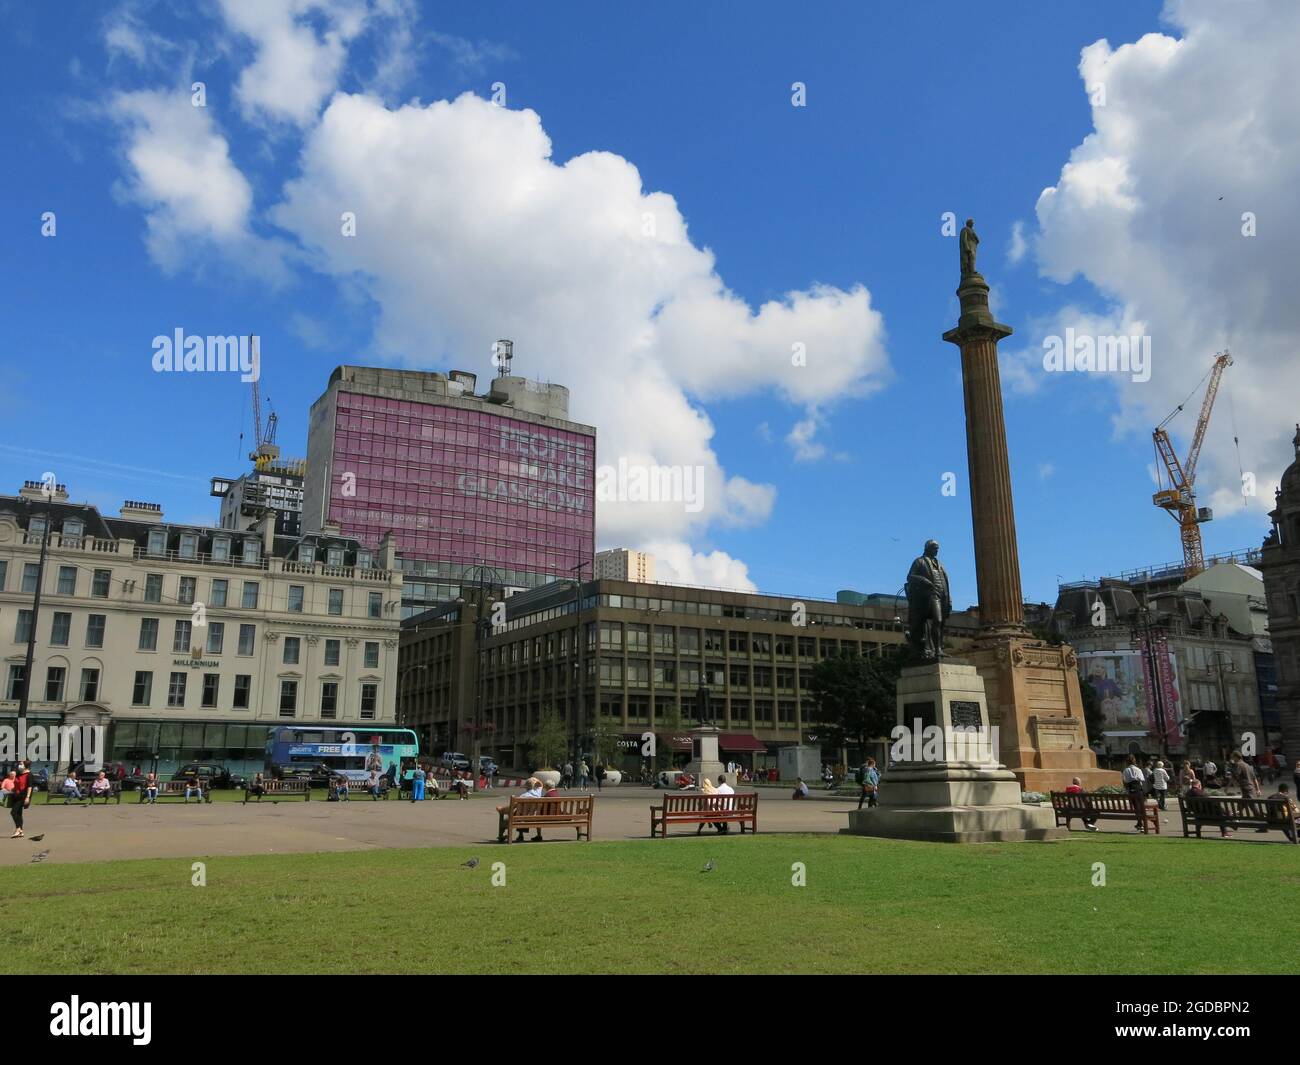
966 635 1121 792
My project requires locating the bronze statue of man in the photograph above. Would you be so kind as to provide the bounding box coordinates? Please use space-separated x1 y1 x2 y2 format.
959 218 979 277
906 539 952 660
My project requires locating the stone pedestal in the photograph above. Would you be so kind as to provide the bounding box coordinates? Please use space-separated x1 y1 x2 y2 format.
844 662 1065 843
684 727 725 785
967 637 1118 792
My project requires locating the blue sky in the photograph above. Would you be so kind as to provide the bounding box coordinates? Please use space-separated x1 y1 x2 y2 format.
2 0 1292 610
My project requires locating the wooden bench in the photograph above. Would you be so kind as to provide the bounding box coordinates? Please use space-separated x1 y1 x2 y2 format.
1049 791 1159 834
1181 795 1299 841
49 780 122 805
244 779 312 803
650 793 759 838
138 780 212 803
497 796 593 843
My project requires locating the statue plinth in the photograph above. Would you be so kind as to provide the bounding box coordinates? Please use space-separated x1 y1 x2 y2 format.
684 726 725 786
844 663 1066 843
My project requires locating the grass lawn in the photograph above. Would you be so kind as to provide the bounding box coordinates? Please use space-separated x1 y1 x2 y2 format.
1 833 1293 974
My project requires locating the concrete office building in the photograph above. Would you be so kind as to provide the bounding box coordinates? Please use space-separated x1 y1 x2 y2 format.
594 549 654 583
0 481 402 776
210 460 306 538
302 354 596 618
398 577 981 773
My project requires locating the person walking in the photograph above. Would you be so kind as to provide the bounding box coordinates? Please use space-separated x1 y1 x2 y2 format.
1178 760 1198 795
857 757 879 810
578 760 589 790
594 763 605 791
1152 760 1170 811
10 760 33 837
562 761 573 789
412 763 426 802
1121 754 1147 831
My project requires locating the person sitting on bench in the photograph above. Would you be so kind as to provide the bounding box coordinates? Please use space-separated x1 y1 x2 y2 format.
248 773 266 800
61 772 83 801
336 777 350 801
368 770 382 799
183 779 204 802
1065 776 1099 831
1267 783 1299 842
143 772 159 803
504 778 544 842
1186 779 1233 837
792 777 809 800
90 771 112 798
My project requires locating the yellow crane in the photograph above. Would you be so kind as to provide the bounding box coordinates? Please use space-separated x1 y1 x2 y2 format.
1151 350 1233 579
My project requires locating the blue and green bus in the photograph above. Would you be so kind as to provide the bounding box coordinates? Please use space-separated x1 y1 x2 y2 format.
266 726 420 784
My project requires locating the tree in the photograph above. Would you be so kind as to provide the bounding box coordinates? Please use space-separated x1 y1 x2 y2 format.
654 701 684 770
805 650 901 754
589 716 622 767
528 707 568 770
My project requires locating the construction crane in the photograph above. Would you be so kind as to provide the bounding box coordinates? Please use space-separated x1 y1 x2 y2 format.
248 337 281 470
1151 350 1234 580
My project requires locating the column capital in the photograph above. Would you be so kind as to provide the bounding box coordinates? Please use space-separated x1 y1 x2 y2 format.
942 272 1013 344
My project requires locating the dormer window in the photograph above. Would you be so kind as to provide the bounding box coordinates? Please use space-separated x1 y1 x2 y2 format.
212 536 230 562
28 517 48 541
179 532 198 559
62 519 84 545
357 550 373 570
327 545 344 567
297 543 315 563
147 528 167 556
244 538 260 565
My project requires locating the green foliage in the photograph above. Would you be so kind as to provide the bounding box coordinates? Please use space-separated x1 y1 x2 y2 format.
805 649 901 751
589 717 622 766
529 707 568 770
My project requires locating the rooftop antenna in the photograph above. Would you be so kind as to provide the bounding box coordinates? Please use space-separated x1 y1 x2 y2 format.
492 338 513 378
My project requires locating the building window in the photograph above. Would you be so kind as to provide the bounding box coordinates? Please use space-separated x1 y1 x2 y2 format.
328 588 344 615
173 619 193 653
57 566 76 596
600 623 623 651
653 626 675 654
50 612 71 646
297 543 315 563
85 614 106 648
327 545 344 567
244 538 261 565
357 550 373 570
178 576 197 605
600 659 623 686
45 666 66 702
210 578 228 608
364 641 380 668
91 569 111 598
62 518 84 544
179 532 198 559
28 516 48 541
288 585 305 613
242 581 260 609
144 573 163 603
704 630 725 655
0 560 6 591
321 681 339 718
201 674 220 708
279 680 298 716
627 660 650 687
206 622 225 654
168 672 187 707
132 671 153 707
324 639 340 667
138 617 159 652
626 625 649 653
728 631 749 654
80 668 100 702
238 624 255 655
368 592 382 618
212 536 230 562
21 563 39 594
283 637 300 665
6 665 26 701
147 529 167 556
15 610 33 644
360 682 378 719
233 675 252 709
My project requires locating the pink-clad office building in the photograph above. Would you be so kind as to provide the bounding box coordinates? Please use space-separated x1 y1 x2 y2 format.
303 364 596 616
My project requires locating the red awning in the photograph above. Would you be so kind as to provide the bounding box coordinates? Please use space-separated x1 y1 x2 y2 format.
718 732 767 753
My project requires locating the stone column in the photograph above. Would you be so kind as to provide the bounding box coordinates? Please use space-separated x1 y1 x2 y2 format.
942 271 1026 637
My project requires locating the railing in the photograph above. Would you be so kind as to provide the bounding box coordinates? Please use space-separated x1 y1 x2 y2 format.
24 533 125 555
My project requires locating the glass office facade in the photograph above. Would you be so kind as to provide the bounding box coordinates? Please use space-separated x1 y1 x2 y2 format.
325 390 595 613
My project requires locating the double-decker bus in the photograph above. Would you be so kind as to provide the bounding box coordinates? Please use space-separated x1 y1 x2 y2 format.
265 726 419 785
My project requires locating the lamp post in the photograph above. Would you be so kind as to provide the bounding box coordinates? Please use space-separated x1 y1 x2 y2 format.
463 563 500 774
397 663 428 748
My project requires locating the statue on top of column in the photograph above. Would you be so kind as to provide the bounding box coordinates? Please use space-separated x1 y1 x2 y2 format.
959 218 980 278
